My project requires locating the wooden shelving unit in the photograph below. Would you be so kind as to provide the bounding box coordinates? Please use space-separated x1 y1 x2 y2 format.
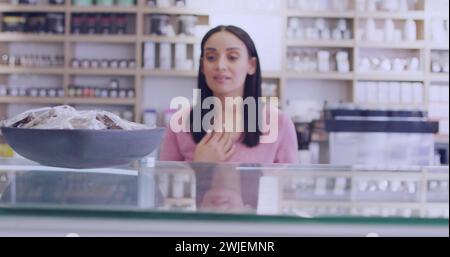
284 72 354 80
285 10 356 19
355 11 426 20
0 96 65 104
69 5 139 13
65 97 136 106
0 0 448 140
0 3 66 12
68 68 137 76
0 33 66 42
0 0 212 122
0 67 66 75
282 0 449 142
140 35 199 44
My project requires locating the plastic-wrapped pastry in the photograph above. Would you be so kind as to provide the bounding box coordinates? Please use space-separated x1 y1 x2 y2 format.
0 105 150 131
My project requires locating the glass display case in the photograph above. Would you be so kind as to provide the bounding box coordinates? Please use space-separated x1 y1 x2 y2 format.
0 158 448 236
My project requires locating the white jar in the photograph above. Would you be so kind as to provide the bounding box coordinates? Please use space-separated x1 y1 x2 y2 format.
143 109 157 127
365 19 377 41
403 19 417 41
317 51 330 72
408 57 420 71
356 0 366 12
380 59 392 71
159 43 172 70
384 19 395 42
156 0 172 8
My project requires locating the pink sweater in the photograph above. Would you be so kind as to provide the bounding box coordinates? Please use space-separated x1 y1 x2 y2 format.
159 106 299 164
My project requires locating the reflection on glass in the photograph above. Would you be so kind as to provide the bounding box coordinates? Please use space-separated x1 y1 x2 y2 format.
0 159 448 220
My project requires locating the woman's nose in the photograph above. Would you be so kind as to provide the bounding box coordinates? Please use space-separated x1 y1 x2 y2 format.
216 56 227 70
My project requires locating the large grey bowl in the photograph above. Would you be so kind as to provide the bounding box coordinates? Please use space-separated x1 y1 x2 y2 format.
0 127 165 169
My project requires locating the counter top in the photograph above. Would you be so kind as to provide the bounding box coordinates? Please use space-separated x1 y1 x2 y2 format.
0 158 448 236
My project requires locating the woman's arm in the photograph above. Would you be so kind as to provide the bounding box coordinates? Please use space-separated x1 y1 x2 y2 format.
159 125 184 161
274 112 299 164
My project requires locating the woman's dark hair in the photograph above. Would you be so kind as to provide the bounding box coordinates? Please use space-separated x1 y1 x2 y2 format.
190 25 263 147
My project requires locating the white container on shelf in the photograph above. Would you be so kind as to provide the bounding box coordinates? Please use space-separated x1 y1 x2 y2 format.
408 57 420 72
317 51 330 72
367 0 377 12
401 82 413 104
381 0 399 12
356 0 366 12
389 82 401 104
384 19 395 42
355 82 368 103
367 82 379 104
159 43 172 70
403 19 417 42
144 42 156 69
156 0 172 8
365 19 377 41
143 109 158 127
336 51 350 73
378 82 390 104
399 0 409 12
412 83 424 104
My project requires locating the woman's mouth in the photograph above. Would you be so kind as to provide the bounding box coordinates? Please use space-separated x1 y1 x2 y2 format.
213 75 231 83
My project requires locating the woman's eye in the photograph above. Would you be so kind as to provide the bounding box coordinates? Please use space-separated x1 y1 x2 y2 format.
206 55 216 61
228 56 239 61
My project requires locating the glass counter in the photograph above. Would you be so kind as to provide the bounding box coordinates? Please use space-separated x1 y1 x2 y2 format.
0 158 448 236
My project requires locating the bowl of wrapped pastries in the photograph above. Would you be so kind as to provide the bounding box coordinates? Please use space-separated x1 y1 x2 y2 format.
0 105 165 169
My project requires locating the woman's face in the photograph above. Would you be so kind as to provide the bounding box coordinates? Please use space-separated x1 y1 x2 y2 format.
200 187 245 212
202 31 257 98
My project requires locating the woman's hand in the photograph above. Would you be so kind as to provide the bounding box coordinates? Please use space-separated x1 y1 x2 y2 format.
193 130 235 163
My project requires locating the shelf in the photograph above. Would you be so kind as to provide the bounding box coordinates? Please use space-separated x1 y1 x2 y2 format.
430 43 450 51
286 39 354 48
140 35 199 44
141 7 209 16
356 11 426 20
286 10 355 18
0 33 65 42
65 97 136 106
285 72 354 80
69 35 137 43
428 12 450 20
0 96 64 104
0 4 66 12
69 5 138 13
0 67 65 75
356 41 426 49
262 71 283 79
354 103 427 110
68 68 137 76
356 73 425 81
427 73 450 82
141 69 197 77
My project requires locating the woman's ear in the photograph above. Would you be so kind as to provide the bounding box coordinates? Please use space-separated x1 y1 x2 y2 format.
247 57 257 75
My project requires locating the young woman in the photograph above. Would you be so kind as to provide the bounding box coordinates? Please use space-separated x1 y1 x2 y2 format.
159 25 298 164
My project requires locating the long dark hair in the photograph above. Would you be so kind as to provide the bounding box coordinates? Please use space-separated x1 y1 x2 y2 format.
189 25 263 148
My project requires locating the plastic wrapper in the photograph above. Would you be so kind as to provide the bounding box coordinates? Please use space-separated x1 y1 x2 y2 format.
0 105 150 131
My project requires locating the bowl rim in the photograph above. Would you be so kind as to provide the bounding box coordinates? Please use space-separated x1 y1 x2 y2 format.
1 126 165 133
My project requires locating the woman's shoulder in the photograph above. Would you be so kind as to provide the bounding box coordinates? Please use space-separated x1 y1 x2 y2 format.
262 103 293 127
259 103 295 144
